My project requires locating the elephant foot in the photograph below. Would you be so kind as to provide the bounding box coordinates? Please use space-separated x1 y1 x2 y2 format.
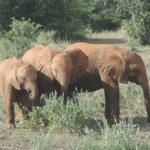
107 116 120 127
7 123 16 129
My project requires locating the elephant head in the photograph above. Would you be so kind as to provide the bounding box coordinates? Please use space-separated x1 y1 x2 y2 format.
126 52 150 121
33 47 59 93
9 60 39 104
51 49 88 93
22 45 59 94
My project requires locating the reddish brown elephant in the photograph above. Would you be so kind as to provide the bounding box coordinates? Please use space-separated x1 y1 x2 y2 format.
22 45 59 95
51 42 150 124
0 57 39 128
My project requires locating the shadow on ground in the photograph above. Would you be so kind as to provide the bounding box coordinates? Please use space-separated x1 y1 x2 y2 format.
121 116 150 133
83 116 150 134
83 37 126 44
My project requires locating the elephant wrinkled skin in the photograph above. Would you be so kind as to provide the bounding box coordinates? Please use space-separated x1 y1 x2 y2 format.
51 42 150 124
0 57 39 128
22 45 59 95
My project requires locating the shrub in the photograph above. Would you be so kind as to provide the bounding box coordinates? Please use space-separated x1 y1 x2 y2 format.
117 0 150 45
0 18 41 59
32 0 90 40
89 0 121 32
18 93 100 133
124 11 150 45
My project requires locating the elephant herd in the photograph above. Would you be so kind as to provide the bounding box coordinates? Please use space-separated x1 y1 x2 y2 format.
0 42 150 128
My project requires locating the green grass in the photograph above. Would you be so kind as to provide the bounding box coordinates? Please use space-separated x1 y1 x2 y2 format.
18 93 104 133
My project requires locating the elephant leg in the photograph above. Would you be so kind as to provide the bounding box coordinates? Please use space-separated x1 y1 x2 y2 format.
101 75 120 125
110 81 120 123
6 99 15 128
141 83 150 122
103 87 111 121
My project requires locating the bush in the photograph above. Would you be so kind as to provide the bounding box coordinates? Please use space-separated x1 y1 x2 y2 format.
0 0 90 40
18 93 100 133
124 11 150 45
17 0 90 40
89 0 121 32
116 0 139 20
117 0 150 45
0 18 41 59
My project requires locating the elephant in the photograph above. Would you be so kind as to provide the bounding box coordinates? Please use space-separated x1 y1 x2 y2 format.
50 42 150 124
0 57 39 128
22 45 59 95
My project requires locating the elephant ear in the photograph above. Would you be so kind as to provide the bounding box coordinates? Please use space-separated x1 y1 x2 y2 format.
8 66 21 90
99 54 128 84
35 51 54 80
65 48 89 83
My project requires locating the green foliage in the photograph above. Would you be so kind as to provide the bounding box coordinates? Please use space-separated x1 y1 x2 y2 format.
116 0 141 20
19 94 99 133
0 0 12 30
124 11 150 45
0 18 41 59
6 18 41 41
35 0 89 39
117 0 150 45
89 0 121 32
0 0 90 40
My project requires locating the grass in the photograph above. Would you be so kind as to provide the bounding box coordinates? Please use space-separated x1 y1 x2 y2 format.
18 93 103 133
33 31 71 51
30 121 150 150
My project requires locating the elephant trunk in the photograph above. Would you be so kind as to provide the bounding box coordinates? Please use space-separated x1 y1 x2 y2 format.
27 82 39 105
140 75 150 121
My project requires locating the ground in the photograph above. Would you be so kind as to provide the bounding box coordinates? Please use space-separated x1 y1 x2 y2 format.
0 30 150 150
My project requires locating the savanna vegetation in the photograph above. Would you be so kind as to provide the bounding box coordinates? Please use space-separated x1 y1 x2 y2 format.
0 0 150 150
